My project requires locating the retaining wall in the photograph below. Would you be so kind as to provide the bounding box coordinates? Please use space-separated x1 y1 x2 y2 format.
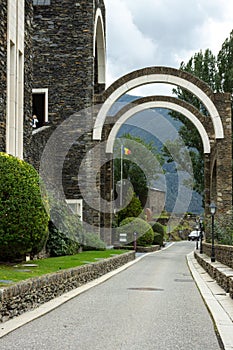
194 251 233 299
0 251 135 323
202 242 233 269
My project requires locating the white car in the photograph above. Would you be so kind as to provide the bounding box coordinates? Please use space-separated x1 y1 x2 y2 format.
188 230 201 241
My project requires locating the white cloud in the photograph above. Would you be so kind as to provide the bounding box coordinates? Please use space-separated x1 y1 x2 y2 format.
104 0 233 94
105 0 157 78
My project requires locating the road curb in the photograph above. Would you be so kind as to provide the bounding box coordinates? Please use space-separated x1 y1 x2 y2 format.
0 244 174 338
187 251 233 350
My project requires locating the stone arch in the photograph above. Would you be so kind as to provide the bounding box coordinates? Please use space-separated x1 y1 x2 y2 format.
105 96 212 154
92 67 231 237
93 8 106 91
93 66 223 140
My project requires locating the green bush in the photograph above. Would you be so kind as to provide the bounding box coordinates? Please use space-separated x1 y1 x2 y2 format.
153 232 164 246
149 221 165 235
82 232 106 251
149 221 165 246
119 217 154 246
0 153 49 261
48 199 84 244
46 221 80 257
117 190 143 224
206 213 233 245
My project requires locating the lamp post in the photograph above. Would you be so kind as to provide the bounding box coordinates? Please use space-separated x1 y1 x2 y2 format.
209 202 217 263
195 222 199 250
133 231 137 252
199 216 203 254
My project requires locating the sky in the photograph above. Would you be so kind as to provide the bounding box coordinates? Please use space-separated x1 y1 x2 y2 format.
104 0 233 96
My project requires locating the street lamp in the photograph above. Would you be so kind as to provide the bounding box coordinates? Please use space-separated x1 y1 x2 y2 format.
133 231 137 252
195 223 199 250
209 202 217 262
199 216 203 254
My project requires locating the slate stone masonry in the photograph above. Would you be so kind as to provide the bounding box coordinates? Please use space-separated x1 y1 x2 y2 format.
0 251 135 323
195 242 233 299
23 0 34 159
27 0 106 231
195 249 233 299
202 242 233 269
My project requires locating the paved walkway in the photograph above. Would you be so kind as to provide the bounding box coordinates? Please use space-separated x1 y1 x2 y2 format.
187 252 233 350
0 242 233 349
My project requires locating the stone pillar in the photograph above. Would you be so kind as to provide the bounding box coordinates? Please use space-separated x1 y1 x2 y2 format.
204 154 211 217
23 0 34 159
213 93 232 214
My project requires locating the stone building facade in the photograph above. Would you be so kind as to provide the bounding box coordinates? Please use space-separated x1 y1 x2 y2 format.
0 0 32 158
147 188 166 216
0 0 106 231
1 1 232 244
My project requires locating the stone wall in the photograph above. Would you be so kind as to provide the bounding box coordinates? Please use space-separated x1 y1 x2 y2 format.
202 242 233 269
0 0 7 152
195 251 233 299
23 0 34 160
27 0 106 231
0 251 135 323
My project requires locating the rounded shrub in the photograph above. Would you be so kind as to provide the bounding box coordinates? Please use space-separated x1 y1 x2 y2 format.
117 192 143 224
149 221 165 246
153 232 164 246
82 232 106 251
119 217 154 246
149 221 165 236
0 153 49 261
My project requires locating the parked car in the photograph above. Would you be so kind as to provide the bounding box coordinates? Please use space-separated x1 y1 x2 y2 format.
188 230 201 241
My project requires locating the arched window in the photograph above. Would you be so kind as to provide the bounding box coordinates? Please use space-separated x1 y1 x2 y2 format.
93 9 106 94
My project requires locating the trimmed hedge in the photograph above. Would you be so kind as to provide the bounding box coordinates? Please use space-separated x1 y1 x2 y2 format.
0 153 49 261
149 221 165 246
153 233 164 246
117 191 143 224
82 232 106 251
119 217 154 246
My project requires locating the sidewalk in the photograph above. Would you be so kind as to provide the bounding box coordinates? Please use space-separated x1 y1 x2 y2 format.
187 252 233 350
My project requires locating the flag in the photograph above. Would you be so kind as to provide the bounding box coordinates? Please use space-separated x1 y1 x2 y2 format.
123 147 131 155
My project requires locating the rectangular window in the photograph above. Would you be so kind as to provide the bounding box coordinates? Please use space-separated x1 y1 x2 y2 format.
8 41 16 155
66 199 83 222
32 88 48 128
16 51 24 158
33 0 50 5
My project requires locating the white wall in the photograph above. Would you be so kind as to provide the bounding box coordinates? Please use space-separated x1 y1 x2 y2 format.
6 0 25 159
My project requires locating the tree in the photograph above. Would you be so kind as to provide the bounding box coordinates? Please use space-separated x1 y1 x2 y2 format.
0 153 49 261
114 134 163 206
169 39 233 196
116 188 143 224
162 138 204 194
217 30 233 94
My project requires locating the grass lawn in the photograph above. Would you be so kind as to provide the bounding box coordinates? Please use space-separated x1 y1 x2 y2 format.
0 250 126 287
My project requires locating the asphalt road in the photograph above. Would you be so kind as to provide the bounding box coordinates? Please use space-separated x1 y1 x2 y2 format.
0 242 222 350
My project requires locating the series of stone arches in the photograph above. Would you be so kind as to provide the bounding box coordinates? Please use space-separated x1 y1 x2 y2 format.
94 67 232 216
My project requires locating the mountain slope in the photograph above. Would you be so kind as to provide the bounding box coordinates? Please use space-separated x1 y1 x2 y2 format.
112 94 203 214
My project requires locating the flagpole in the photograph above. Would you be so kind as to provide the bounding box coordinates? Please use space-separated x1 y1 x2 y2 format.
120 144 123 207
